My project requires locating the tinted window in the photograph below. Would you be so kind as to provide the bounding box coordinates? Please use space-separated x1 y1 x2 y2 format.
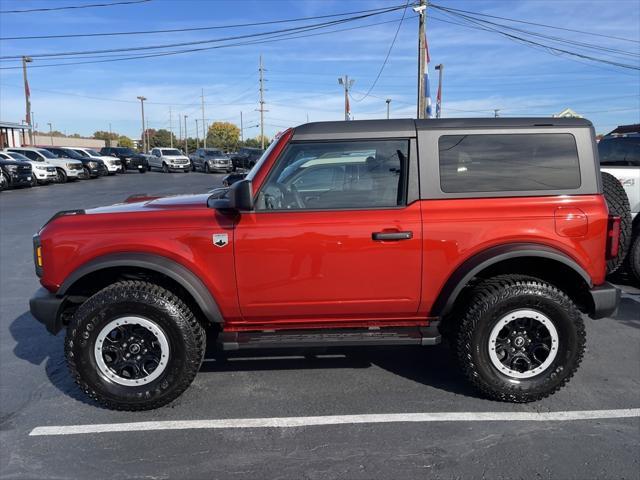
160 149 182 156
8 152 31 161
598 137 640 166
439 133 581 193
256 140 408 211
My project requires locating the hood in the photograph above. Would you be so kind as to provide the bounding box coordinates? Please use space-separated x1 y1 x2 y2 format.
86 194 211 215
164 155 190 160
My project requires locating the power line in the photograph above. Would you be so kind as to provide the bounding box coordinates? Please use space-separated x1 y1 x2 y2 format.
0 3 413 40
0 17 405 70
0 6 407 59
350 0 410 102
0 0 151 14
430 5 640 71
429 3 640 44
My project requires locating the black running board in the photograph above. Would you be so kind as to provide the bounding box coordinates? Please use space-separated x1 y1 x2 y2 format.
218 326 441 351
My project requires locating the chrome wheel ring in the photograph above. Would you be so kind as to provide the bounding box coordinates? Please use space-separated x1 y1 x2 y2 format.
94 316 170 387
488 309 559 379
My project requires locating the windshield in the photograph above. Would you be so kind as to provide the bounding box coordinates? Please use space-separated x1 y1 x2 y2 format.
72 149 90 157
85 150 101 157
598 137 640 166
206 150 224 156
246 133 285 181
6 152 30 161
161 149 183 156
38 149 57 159
114 148 136 155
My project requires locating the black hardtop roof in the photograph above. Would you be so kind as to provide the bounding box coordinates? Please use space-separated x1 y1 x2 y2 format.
292 117 593 140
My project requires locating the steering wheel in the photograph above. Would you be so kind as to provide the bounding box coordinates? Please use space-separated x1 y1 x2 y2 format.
289 183 305 209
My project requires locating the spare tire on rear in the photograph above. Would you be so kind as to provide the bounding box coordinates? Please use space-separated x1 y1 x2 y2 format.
601 171 632 274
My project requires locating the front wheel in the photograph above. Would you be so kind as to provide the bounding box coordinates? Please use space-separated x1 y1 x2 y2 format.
162 163 170 173
454 274 585 402
0 173 7 191
65 281 205 411
30 174 38 187
55 168 67 183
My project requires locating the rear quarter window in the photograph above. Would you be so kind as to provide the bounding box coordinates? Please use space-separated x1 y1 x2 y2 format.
439 133 581 193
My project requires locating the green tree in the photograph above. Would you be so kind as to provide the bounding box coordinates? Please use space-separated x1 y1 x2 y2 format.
118 136 133 148
149 129 176 148
206 122 240 151
94 130 119 147
241 137 261 148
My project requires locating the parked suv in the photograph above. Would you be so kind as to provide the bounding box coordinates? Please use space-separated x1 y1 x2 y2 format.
189 148 232 173
599 124 640 281
230 147 263 171
0 155 32 190
45 147 105 179
100 147 146 173
1 150 57 185
71 148 120 175
7 147 83 183
149 148 191 172
29 118 620 410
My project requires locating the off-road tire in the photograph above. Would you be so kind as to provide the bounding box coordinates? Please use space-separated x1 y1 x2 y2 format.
454 274 585 402
602 171 631 274
627 232 640 284
65 280 206 410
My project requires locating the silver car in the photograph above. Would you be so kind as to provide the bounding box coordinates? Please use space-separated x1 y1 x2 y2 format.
189 148 232 173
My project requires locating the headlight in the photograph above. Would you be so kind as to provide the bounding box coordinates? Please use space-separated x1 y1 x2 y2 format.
88 161 97 168
35 165 47 171
5 165 18 172
66 163 75 168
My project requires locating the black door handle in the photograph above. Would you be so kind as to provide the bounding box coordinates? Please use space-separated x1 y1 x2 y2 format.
372 231 413 241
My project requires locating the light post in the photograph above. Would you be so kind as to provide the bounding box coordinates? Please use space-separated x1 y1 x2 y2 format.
184 115 188 155
386 99 391 119
136 96 147 152
22 56 33 144
47 122 53 145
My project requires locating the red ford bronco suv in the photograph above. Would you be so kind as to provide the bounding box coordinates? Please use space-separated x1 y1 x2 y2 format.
30 118 621 410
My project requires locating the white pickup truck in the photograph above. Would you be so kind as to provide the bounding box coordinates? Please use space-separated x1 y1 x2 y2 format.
599 128 640 281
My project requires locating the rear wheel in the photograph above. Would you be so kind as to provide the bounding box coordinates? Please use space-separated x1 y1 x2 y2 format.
454 274 585 402
65 281 205 410
55 168 67 183
602 171 632 274
628 233 640 284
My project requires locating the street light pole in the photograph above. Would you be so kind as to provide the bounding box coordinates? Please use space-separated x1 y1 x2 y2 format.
47 122 53 145
136 96 147 152
195 118 199 149
386 99 391 119
184 114 188 155
435 63 443 118
22 56 33 144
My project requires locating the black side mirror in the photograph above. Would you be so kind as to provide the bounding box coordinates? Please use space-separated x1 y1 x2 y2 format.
208 179 254 211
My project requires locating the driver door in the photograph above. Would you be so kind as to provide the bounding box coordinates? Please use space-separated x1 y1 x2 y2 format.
233 138 422 328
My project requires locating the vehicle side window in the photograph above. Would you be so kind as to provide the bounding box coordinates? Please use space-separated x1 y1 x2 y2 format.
23 151 39 160
439 133 581 193
599 138 640 167
255 139 409 211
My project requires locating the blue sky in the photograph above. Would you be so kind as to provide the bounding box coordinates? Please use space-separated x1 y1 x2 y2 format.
0 0 638 140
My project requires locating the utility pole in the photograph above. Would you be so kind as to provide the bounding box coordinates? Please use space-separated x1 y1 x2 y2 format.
386 99 391 119
169 107 173 148
184 114 188 155
145 117 150 150
201 88 207 148
31 111 36 135
178 112 182 143
240 111 244 143
136 96 147 152
195 118 199 149
257 55 268 150
338 75 354 121
22 56 33 144
435 64 443 118
415 0 427 119
494 109 500 117
47 122 53 145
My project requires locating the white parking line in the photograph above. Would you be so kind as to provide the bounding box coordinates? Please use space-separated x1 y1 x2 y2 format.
29 408 640 436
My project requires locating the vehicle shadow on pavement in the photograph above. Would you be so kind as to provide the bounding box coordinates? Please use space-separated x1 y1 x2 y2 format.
615 296 640 330
9 311 95 407
200 342 478 398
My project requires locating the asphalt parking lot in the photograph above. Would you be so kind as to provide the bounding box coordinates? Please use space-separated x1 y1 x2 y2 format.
1 172 639 479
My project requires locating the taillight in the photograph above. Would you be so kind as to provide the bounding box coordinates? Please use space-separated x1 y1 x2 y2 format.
606 215 621 260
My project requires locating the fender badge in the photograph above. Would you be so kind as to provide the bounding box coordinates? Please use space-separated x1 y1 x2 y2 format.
212 233 229 248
